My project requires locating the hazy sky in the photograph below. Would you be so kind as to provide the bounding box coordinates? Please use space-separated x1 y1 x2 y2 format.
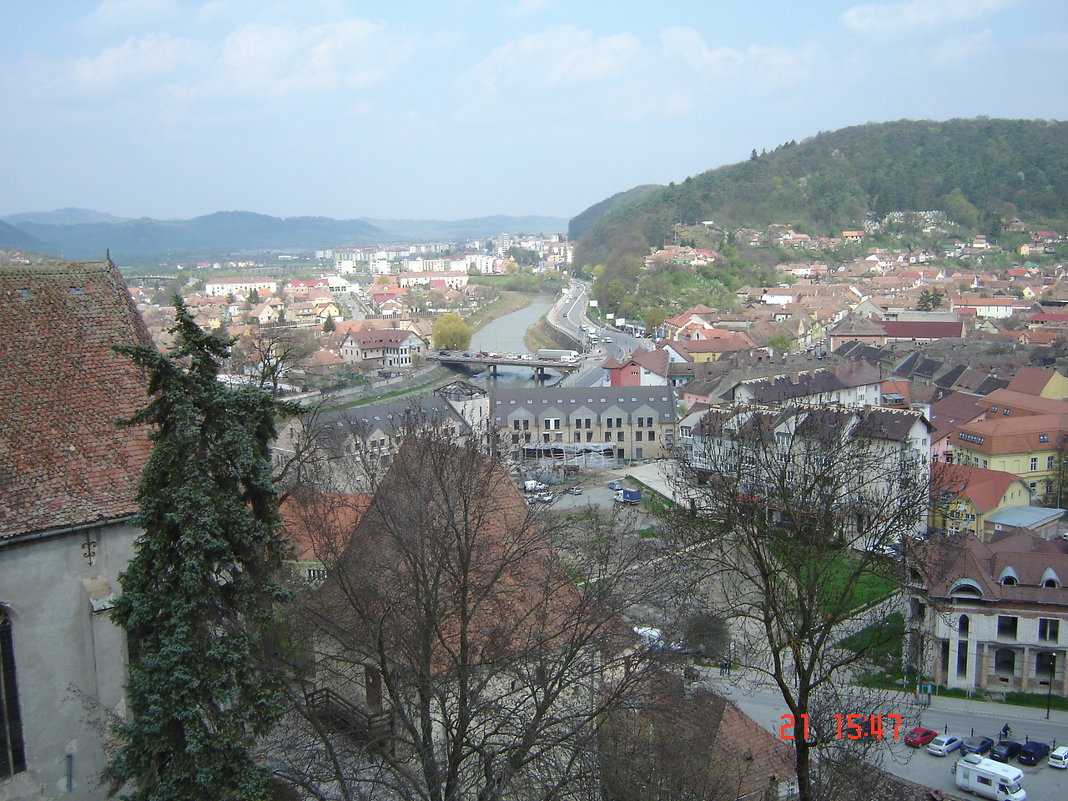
2 0 1066 222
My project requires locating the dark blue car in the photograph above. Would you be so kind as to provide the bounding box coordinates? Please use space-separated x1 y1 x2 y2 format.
1017 740 1050 765
990 740 1021 762
960 736 994 756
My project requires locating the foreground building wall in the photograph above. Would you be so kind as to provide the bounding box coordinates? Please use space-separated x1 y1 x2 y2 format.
1 260 153 800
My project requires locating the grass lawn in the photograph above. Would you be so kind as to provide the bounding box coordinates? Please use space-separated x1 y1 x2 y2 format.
819 556 897 615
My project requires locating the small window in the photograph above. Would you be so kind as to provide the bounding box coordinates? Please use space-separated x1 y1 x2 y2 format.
1040 434 1050 443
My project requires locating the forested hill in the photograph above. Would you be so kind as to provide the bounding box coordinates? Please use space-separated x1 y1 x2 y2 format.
568 184 660 241
574 118 1068 269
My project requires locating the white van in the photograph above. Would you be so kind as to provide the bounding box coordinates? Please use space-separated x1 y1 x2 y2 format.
954 754 1026 800
1049 745 1068 769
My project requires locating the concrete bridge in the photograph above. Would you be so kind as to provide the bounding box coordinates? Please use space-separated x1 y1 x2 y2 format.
426 352 582 377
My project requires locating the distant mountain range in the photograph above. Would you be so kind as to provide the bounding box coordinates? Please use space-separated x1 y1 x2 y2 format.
574 118 1068 269
0 209 571 261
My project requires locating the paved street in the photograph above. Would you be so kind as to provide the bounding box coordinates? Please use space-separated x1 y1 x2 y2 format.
547 280 653 387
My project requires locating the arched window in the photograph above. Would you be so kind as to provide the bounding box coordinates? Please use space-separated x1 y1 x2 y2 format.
1 611 27 778
958 614 970 637
1001 576 1018 586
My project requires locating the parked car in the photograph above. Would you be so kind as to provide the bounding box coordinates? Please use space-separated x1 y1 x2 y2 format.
1017 740 1050 765
989 741 1021 763
566 486 583 495
607 480 624 491
1048 744 1068 769
927 734 963 756
960 736 994 756
904 727 938 747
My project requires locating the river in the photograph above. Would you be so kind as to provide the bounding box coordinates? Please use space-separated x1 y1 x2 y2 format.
464 294 562 388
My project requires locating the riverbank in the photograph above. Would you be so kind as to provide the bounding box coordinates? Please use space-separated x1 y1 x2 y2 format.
465 290 536 333
524 317 577 354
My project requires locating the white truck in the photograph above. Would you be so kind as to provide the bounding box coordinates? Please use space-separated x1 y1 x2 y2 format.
523 480 548 493
536 348 579 363
953 754 1026 800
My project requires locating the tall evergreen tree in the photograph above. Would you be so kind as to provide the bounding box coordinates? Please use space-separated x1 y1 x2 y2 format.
105 299 298 801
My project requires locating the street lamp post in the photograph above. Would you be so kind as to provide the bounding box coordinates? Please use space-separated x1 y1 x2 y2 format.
1046 653 1057 720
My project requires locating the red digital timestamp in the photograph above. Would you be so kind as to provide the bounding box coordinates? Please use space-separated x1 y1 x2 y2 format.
779 713 904 740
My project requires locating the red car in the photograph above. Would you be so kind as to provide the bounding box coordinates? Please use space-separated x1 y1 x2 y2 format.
904 727 938 747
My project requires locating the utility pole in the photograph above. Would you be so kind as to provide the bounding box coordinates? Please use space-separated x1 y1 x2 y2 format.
1047 653 1057 720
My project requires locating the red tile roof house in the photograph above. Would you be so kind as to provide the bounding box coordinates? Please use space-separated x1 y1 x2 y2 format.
660 333 757 362
1 259 155 799
878 319 965 343
931 462 1034 538
1006 366 1068 400
601 348 670 386
337 328 426 370
911 528 1068 695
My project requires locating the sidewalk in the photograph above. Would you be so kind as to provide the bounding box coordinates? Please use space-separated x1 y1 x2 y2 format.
923 692 1068 725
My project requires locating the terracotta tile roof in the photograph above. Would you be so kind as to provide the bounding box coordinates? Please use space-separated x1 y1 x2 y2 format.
933 463 1030 514
880 320 964 339
954 413 1068 455
344 328 420 348
317 439 607 673
928 391 987 441
920 529 1068 607
982 388 1068 417
0 260 154 539
1007 366 1061 396
280 492 372 560
624 673 795 800
671 333 756 354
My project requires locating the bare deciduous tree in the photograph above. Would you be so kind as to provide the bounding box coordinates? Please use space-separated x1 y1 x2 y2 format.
270 426 667 801
231 324 317 395
667 404 961 801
